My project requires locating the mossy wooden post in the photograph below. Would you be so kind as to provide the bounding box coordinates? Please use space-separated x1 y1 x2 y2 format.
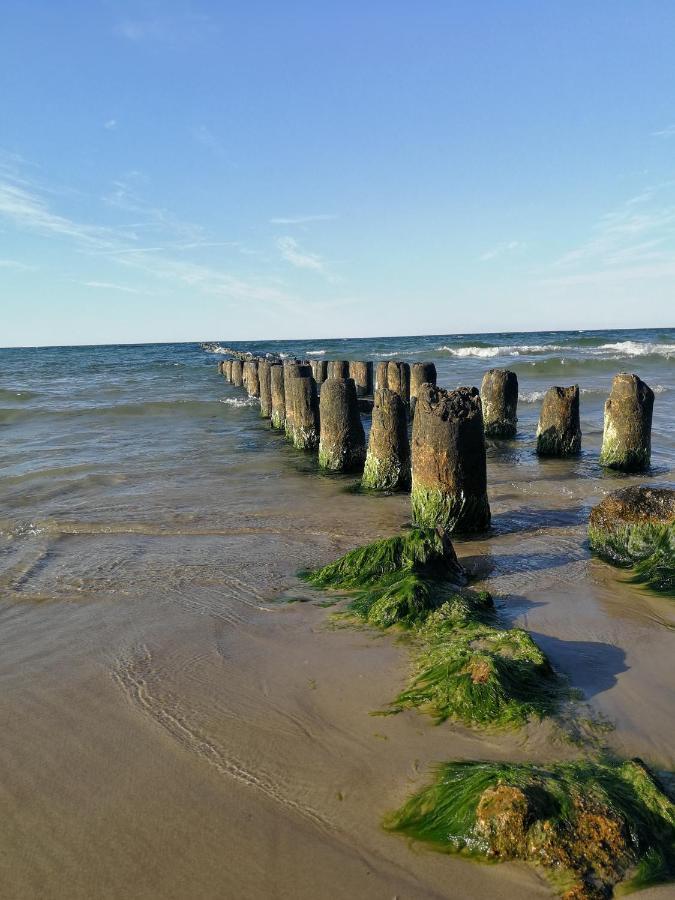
599 373 654 471
411 385 490 533
536 385 581 456
328 360 349 379
318 377 366 471
311 359 328 385
410 362 436 416
270 363 285 429
258 359 272 418
284 367 319 449
349 360 373 397
375 361 388 391
387 361 410 406
480 368 518 437
362 388 410 491
231 359 244 388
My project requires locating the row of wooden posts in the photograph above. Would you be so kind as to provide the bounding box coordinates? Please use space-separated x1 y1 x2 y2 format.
216 356 655 533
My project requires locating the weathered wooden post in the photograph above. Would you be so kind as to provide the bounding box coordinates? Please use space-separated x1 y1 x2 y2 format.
599 373 654 471
410 362 437 416
318 378 366 471
328 360 349 379
217 361 224 375
258 360 272 418
270 363 285 429
231 359 244 388
536 386 581 456
348 360 373 397
311 359 328 385
411 385 490 533
361 388 410 491
480 368 518 438
375 361 388 392
284 366 319 449
387 360 410 405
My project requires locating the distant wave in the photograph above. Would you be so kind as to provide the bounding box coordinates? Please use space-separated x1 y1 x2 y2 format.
437 340 675 360
437 344 566 358
203 344 230 355
595 341 675 358
306 350 326 356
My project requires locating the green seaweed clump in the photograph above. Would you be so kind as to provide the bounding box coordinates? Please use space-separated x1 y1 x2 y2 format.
385 758 675 898
589 522 675 595
392 619 559 727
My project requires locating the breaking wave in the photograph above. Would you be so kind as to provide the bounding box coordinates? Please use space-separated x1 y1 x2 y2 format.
219 397 257 408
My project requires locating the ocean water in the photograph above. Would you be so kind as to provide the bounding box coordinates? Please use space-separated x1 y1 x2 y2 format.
0 328 674 899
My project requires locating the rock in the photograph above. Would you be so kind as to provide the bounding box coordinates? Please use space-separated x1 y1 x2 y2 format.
258 359 272 418
318 377 366 471
348 360 373 397
480 369 518 438
599 373 654 472
411 385 490 533
536 386 581 457
386 361 410 405
231 359 244 388
474 785 532 858
361 388 410 491
270 363 285 430
328 360 349 379
410 362 437 416
284 369 320 450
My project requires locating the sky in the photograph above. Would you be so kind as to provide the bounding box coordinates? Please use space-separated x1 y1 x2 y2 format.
1 1 675 346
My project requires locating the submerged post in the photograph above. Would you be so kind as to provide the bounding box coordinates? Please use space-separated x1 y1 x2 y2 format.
270 363 285 429
245 359 261 398
536 386 581 457
284 367 320 449
328 360 349 379
318 377 366 471
480 368 518 438
348 360 373 397
410 362 437 416
599 373 654 471
231 359 244 388
258 359 272 418
411 385 490 533
387 360 410 406
222 360 232 382
361 388 410 491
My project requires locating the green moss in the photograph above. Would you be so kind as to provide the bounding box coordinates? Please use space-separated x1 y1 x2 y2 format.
392 621 558 727
536 428 581 457
270 411 285 430
599 441 650 473
361 453 409 492
411 486 491 533
589 522 675 594
385 758 675 897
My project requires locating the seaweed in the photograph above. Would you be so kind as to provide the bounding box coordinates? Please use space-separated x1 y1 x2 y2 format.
589 522 675 595
385 758 675 898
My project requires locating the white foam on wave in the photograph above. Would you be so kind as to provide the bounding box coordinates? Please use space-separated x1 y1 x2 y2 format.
437 344 567 358
306 350 326 356
518 390 546 403
219 397 257 408
595 341 675 358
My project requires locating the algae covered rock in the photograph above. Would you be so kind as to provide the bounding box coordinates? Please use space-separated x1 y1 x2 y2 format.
589 486 675 592
536 385 581 457
480 368 518 438
386 758 675 899
600 373 654 472
361 387 410 491
411 385 490 533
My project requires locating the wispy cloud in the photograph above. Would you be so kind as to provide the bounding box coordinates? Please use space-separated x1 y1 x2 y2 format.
270 214 337 225
479 240 523 261
114 13 216 44
652 124 675 138
83 280 144 294
104 119 117 131
277 235 325 272
0 258 34 270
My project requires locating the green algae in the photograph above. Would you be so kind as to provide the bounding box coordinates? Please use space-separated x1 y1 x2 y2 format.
411 486 491 533
589 522 675 595
385 758 675 898
599 439 650 473
361 453 409 492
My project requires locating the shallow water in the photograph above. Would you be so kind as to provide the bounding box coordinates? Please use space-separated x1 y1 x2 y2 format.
0 330 674 898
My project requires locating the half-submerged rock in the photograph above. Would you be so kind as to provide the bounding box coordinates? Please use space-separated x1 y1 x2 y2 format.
258 359 272 418
362 388 410 491
284 368 320 450
387 360 410 405
480 368 518 437
348 360 373 397
411 385 490 533
231 359 244 388
328 359 349 379
536 385 581 456
270 363 285 429
318 377 366 471
410 362 437 416
599 373 654 472
588 485 674 592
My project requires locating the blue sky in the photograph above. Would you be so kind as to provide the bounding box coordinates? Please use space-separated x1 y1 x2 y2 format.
2 1 675 346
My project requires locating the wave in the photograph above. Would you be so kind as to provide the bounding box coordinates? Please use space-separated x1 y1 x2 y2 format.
437 344 567 358
437 340 675 360
306 350 326 356
218 397 257 408
595 341 675 358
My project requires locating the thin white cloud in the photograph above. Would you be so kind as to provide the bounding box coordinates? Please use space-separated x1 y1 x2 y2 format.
270 214 337 225
479 240 523 261
0 258 34 270
83 280 143 294
104 119 117 131
277 235 325 271
652 124 675 138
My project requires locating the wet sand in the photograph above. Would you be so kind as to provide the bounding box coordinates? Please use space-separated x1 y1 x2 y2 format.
1 344 674 898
